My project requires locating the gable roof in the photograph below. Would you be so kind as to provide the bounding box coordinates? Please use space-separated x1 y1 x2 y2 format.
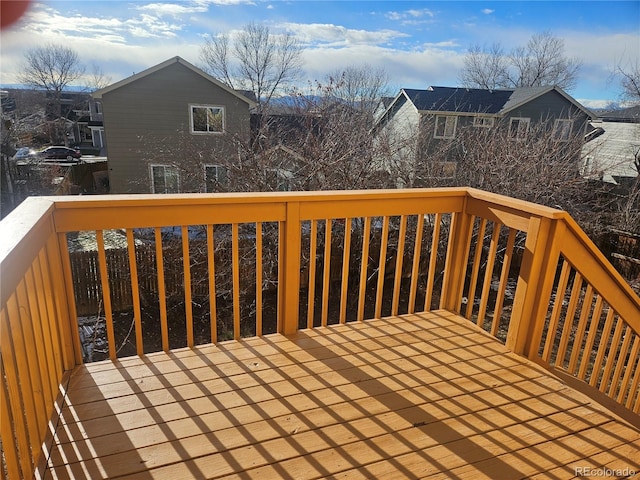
499 85 597 119
92 56 257 108
381 85 597 122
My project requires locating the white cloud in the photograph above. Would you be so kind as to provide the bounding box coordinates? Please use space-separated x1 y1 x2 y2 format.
482 9 495 15
136 0 254 16
283 23 408 47
386 8 435 21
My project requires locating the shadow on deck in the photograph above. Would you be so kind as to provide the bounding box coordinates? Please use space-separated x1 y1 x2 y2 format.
45 311 640 479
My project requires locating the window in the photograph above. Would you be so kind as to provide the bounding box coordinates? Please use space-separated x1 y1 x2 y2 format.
553 119 573 141
434 115 457 139
509 117 530 140
205 164 229 192
95 101 103 114
473 116 495 128
190 105 224 134
151 165 179 193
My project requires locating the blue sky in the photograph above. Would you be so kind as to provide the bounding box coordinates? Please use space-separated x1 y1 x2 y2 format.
1 1 639 108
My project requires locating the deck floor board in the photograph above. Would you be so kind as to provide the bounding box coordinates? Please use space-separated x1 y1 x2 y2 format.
43 310 640 479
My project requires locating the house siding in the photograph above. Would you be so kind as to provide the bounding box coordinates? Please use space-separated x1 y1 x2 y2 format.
102 61 251 193
501 89 590 132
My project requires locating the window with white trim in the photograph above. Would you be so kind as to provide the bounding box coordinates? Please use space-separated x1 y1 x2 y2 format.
509 117 530 139
190 105 224 134
434 115 457 139
205 164 229 192
151 165 179 193
553 119 573 141
473 116 495 128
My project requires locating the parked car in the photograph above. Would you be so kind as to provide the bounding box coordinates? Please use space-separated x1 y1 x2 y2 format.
37 146 82 162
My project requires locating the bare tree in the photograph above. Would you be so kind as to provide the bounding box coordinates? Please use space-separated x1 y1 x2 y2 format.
460 31 582 91
325 64 392 111
200 22 303 111
614 59 640 105
18 43 86 144
459 43 509 90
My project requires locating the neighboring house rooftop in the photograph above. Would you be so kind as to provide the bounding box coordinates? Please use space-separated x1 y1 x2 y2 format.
403 87 513 114
380 85 597 122
93 56 257 109
599 105 640 123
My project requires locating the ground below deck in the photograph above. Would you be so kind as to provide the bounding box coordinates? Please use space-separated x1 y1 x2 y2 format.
44 310 640 479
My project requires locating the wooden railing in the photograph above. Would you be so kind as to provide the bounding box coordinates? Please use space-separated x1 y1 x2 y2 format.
1 188 639 479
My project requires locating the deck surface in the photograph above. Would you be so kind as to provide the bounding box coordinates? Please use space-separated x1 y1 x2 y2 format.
43 310 640 479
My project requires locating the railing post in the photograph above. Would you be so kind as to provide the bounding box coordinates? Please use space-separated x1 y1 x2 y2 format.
280 201 301 336
46 231 82 368
506 216 560 357
440 207 474 313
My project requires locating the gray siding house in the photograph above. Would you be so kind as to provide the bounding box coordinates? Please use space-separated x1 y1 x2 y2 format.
375 85 596 185
94 56 256 194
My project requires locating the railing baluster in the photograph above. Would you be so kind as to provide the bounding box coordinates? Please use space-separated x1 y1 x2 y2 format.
5 294 40 473
307 220 318 329
255 222 263 336
24 267 54 411
577 295 604 381
16 279 47 441
155 228 169 351
589 308 616 388
96 230 116 360
181 226 194 347
375 215 390 319
408 214 425 314
567 285 594 374
542 260 570 362
618 336 640 404
32 256 59 401
424 213 442 312
0 353 22 479
321 219 332 327
357 217 371 321
126 229 143 356
206 224 217 343
339 218 352 324
599 316 625 393
608 324 633 399
465 217 486 320
491 228 516 337
391 215 407 316
556 272 583 367
232 223 241 340
627 353 640 410
476 223 501 329
1 304 33 478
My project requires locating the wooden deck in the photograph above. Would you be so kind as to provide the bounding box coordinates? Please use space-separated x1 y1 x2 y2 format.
43 311 640 479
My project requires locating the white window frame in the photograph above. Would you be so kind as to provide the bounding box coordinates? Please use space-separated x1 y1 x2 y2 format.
190 104 225 134
553 119 573 141
473 116 495 128
434 115 458 139
150 164 180 194
204 164 229 192
509 117 530 140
